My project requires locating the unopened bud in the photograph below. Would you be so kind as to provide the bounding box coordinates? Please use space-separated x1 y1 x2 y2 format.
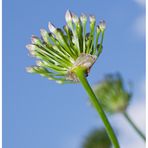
56 80 63 84
97 26 101 33
40 29 50 43
48 22 56 33
36 60 43 66
99 20 106 32
26 44 36 56
89 15 96 23
80 13 87 24
72 13 79 24
31 35 42 45
65 9 72 22
40 29 48 37
26 67 34 73
26 44 35 50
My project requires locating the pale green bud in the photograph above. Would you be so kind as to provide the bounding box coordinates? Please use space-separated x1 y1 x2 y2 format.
99 20 106 32
40 29 51 45
96 26 101 34
89 15 96 23
31 35 42 45
80 13 87 24
72 13 79 24
40 29 48 38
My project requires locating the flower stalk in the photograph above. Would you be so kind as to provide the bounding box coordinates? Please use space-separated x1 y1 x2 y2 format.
74 67 120 148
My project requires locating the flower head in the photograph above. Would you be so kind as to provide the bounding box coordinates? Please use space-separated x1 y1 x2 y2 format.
92 73 132 113
82 128 111 148
26 10 106 84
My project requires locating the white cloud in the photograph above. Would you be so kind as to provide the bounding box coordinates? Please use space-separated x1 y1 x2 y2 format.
132 14 145 37
112 101 145 148
128 101 145 133
133 0 145 7
132 0 145 37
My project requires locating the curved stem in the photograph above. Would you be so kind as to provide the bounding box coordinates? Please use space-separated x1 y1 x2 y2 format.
74 68 120 148
123 112 146 141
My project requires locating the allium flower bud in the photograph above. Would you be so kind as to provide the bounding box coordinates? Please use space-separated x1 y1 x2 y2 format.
65 10 72 23
31 35 42 45
26 67 34 73
89 15 96 23
80 13 87 24
26 44 36 57
72 13 79 24
36 60 43 67
99 20 106 32
48 22 56 33
97 26 101 34
40 29 49 41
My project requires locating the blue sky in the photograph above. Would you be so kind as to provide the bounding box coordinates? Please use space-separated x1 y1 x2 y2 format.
3 0 145 148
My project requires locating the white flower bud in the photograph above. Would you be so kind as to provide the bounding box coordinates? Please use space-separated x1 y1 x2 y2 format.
40 29 50 43
48 77 53 80
72 13 79 24
40 29 48 37
31 35 42 45
26 44 35 50
89 15 96 23
48 22 56 33
26 67 34 73
26 44 36 56
36 60 43 66
65 9 72 22
97 26 101 33
80 13 87 23
99 20 106 32
56 80 63 84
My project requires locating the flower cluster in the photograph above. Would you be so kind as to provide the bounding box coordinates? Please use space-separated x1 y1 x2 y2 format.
26 10 106 84
93 74 132 113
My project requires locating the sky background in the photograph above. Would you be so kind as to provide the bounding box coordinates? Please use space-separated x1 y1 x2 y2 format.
3 0 145 148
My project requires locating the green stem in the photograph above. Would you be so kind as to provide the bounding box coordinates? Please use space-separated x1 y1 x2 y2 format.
74 68 120 148
123 112 146 141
